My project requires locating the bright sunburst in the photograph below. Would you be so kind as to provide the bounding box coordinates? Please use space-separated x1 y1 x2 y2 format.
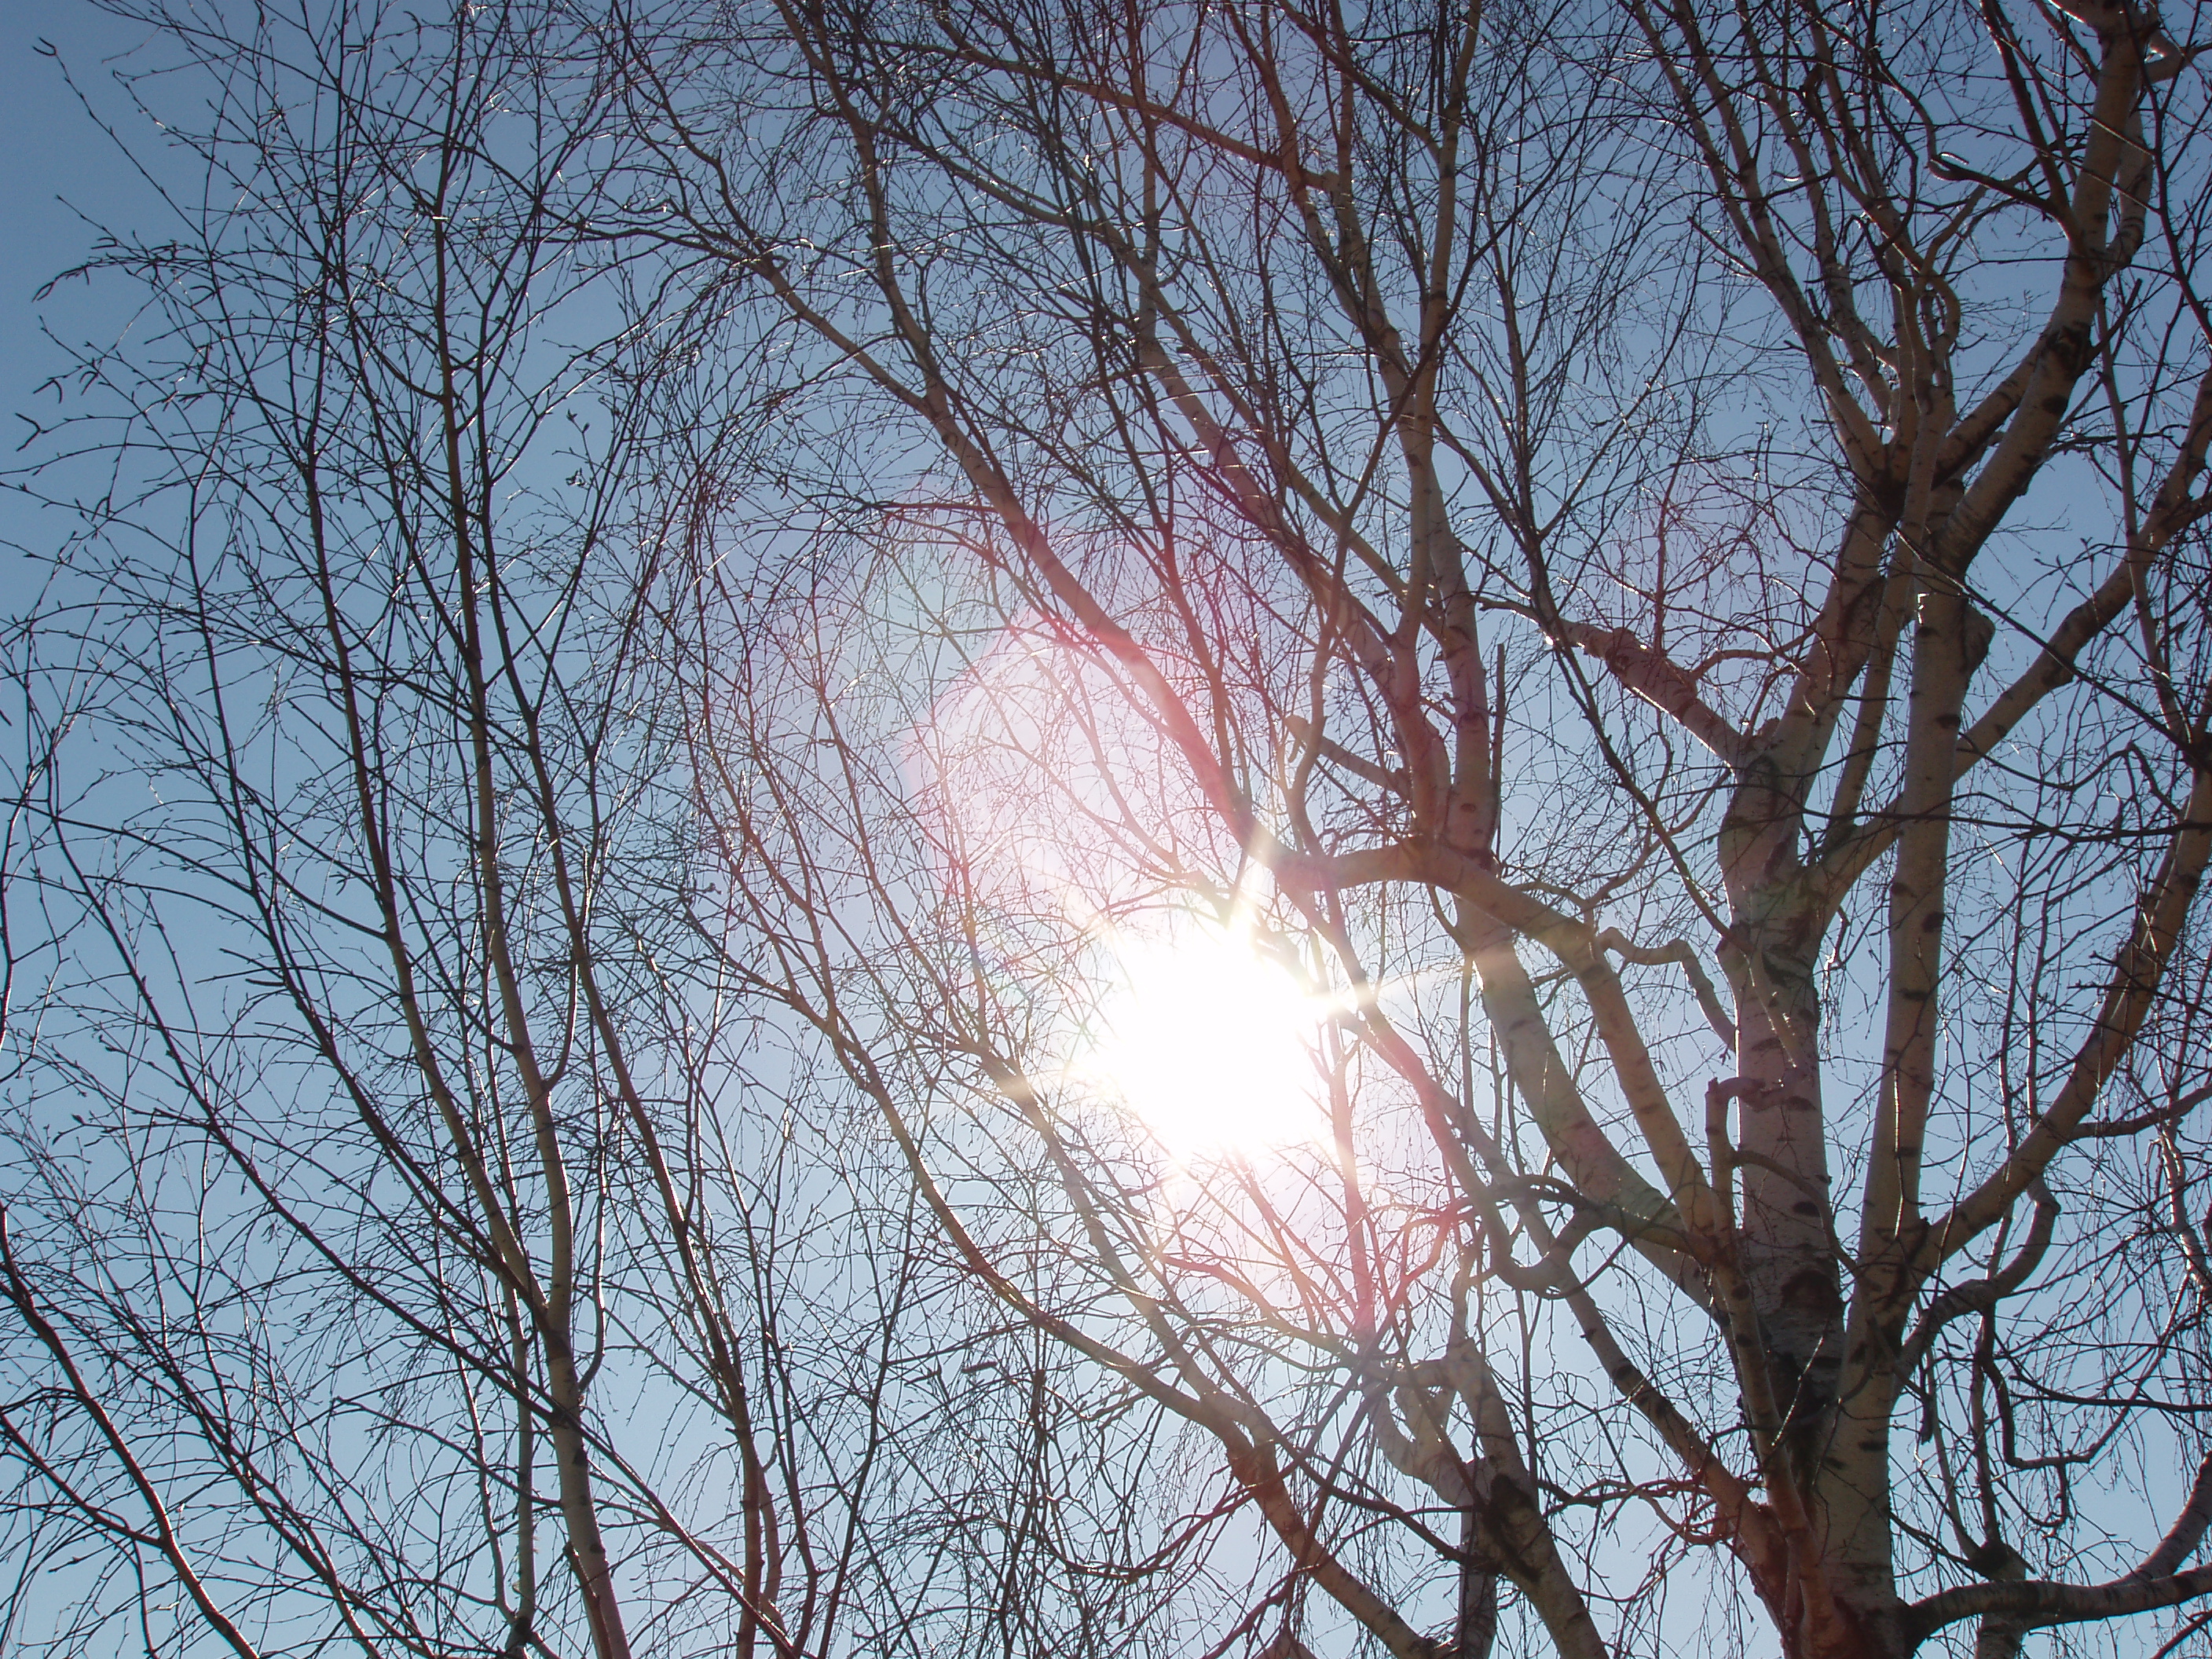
1090 922 1327 1156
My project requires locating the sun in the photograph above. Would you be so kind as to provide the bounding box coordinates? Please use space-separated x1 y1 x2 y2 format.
1089 922 1328 1156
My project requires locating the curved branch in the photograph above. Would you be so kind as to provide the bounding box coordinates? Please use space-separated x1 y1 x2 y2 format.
1908 1456 2212 1640
1922 763 2212 1271
1895 1181 2058 1375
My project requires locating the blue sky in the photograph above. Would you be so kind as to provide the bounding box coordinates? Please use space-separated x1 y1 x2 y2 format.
0 2 167 594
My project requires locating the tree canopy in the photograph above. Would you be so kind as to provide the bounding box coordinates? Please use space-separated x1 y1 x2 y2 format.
5 2 2212 1657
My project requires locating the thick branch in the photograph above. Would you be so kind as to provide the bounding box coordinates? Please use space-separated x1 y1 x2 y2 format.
1548 618 1749 766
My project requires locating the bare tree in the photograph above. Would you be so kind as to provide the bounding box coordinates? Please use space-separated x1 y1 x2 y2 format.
13 0 2212 1656
0 6 1056 1657
607 0 2212 1656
